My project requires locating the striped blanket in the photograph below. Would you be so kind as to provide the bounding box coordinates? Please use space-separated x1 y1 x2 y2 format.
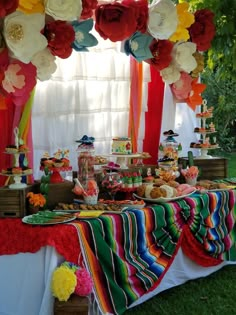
72 190 236 315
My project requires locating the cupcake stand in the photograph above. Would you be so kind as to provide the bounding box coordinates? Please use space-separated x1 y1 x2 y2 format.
192 100 219 159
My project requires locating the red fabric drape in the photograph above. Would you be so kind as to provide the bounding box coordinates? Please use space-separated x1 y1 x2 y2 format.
143 67 165 164
0 98 15 186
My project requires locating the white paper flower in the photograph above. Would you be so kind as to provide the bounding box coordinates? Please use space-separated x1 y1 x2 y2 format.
172 41 197 73
3 11 47 64
160 63 181 84
44 0 82 21
148 0 178 40
31 48 57 81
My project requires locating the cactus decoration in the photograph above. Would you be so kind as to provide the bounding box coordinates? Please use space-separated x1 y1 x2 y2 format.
40 166 51 209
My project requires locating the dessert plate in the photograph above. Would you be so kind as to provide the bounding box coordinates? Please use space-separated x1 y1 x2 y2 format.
133 190 197 203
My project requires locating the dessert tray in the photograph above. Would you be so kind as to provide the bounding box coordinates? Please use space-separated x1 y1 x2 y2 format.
22 211 76 225
133 190 197 203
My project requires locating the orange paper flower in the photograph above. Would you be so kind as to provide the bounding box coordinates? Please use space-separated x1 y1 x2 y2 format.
186 78 206 111
27 192 46 207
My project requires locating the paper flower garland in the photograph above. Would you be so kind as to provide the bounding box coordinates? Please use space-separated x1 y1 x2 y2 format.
0 0 216 110
51 262 93 302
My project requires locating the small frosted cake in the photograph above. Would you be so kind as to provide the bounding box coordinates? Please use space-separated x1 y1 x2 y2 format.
112 137 132 155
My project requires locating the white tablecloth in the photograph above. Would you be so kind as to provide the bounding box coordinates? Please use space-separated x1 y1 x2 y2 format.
0 246 234 315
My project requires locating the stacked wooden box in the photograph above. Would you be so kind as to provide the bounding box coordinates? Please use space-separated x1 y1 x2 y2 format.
54 295 89 315
178 157 228 180
0 185 36 218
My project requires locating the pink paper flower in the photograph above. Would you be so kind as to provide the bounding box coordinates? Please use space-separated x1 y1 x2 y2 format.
1 59 37 106
74 268 93 296
171 72 193 100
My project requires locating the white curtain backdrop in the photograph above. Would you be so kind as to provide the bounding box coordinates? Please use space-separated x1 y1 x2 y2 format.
32 32 197 180
160 84 198 159
32 37 150 179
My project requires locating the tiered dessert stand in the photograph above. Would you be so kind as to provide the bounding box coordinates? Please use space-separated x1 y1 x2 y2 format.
1 128 32 189
193 100 219 159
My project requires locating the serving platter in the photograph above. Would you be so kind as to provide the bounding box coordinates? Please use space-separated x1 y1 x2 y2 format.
22 211 76 225
133 190 197 203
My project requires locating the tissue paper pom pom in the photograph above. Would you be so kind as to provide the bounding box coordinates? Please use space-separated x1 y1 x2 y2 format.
75 268 93 296
51 266 77 301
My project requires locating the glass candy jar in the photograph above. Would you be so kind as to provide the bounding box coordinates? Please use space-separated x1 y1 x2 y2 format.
76 135 95 185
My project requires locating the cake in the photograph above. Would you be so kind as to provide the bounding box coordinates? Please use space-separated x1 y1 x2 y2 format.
112 137 132 155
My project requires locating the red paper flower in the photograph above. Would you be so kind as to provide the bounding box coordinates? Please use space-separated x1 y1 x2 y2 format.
95 0 148 42
145 39 173 71
0 0 19 18
81 0 98 19
126 0 148 33
44 21 75 59
188 9 216 52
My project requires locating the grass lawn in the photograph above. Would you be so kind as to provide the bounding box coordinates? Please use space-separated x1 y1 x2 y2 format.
125 151 236 315
125 265 236 315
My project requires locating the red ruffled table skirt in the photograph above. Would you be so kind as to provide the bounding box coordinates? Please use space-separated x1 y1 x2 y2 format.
0 218 81 264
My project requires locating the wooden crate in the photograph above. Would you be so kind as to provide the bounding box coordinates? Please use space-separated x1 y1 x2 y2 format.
178 157 228 180
0 185 37 218
54 295 89 315
34 180 75 209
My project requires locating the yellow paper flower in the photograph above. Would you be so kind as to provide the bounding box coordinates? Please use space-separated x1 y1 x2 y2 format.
51 266 77 302
18 0 45 14
169 2 195 42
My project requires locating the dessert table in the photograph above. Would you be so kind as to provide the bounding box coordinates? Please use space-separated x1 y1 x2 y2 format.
0 190 235 315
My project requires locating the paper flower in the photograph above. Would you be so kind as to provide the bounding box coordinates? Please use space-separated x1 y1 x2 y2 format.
186 78 206 111
160 63 180 84
81 0 98 19
17 0 44 14
0 0 18 18
3 11 48 64
31 48 57 81
0 52 37 106
95 0 148 42
145 39 173 71
181 166 199 179
169 2 195 42
72 19 98 52
27 192 46 207
172 41 197 73
171 71 193 100
191 51 205 78
188 9 216 52
148 0 178 40
124 32 153 62
43 20 75 59
44 0 82 21
51 265 77 302
75 268 93 296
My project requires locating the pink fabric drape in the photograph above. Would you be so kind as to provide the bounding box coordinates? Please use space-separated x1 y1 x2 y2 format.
143 67 165 165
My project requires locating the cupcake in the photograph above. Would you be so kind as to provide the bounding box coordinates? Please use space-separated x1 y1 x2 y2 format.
5 145 18 153
12 167 22 174
18 144 29 153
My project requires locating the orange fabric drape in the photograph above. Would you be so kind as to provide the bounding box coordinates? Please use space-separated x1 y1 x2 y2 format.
128 57 143 153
